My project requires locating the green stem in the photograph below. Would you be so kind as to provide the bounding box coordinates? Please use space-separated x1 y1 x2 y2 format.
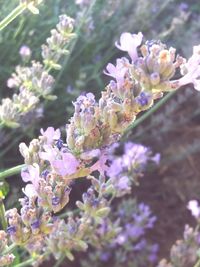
0 164 25 180
14 258 35 267
122 91 176 138
59 208 79 219
0 4 26 31
0 198 7 230
194 258 200 267
53 255 65 267
3 243 17 255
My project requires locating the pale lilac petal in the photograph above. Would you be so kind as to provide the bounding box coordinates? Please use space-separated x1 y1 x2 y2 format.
52 159 67 176
51 152 79 176
40 127 61 145
62 153 79 174
187 200 200 218
115 32 143 61
23 184 37 197
39 145 58 162
90 152 109 175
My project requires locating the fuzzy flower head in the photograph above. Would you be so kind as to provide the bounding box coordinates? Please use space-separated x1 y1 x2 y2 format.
115 32 143 62
19 45 32 61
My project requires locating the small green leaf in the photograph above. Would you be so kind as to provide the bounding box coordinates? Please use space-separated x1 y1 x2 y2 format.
0 181 10 197
96 207 111 218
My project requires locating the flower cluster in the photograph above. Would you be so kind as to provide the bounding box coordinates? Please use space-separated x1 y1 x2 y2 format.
0 14 75 128
107 142 160 195
0 231 15 266
81 198 158 267
158 225 200 267
3 31 200 266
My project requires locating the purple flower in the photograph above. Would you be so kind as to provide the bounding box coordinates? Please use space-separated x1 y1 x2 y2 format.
115 32 143 62
187 200 200 218
125 223 144 239
90 151 109 175
40 127 61 145
115 233 127 245
19 45 32 61
108 158 123 177
39 145 59 162
104 58 129 88
178 45 200 91
51 152 79 176
148 244 159 262
179 2 189 11
21 164 40 197
100 252 111 262
133 239 147 251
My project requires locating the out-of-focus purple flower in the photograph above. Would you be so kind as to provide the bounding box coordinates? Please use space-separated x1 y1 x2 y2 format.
115 32 143 62
40 127 61 145
125 223 144 239
108 158 123 177
179 2 189 12
148 244 159 263
104 58 128 88
19 45 32 61
115 233 127 245
100 252 111 262
133 239 147 251
7 78 18 89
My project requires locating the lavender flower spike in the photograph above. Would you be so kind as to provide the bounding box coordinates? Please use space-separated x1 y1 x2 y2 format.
115 32 143 62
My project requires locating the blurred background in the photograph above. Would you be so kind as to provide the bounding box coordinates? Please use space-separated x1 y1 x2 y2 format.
1 0 200 264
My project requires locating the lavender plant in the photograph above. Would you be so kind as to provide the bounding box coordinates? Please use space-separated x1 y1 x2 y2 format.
0 14 75 128
1 10 200 266
157 200 200 267
81 198 158 267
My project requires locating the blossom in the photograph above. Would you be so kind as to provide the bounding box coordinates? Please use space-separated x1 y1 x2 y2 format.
51 152 79 176
115 32 143 62
21 164 40 197
19 45 32 61
40 127 61 145
187 200 200 218
178 45 200 91
104 58 128 88
39 145 59 162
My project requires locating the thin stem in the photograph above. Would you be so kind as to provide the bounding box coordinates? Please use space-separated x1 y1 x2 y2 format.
0 164 25 180
3 243 17 255
0 199 7 230
59 208 79 219
53 255 65 267
122 91 176 139
54 0 98 86
0 4 26 31
194 258 200 267
14 258 35 267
